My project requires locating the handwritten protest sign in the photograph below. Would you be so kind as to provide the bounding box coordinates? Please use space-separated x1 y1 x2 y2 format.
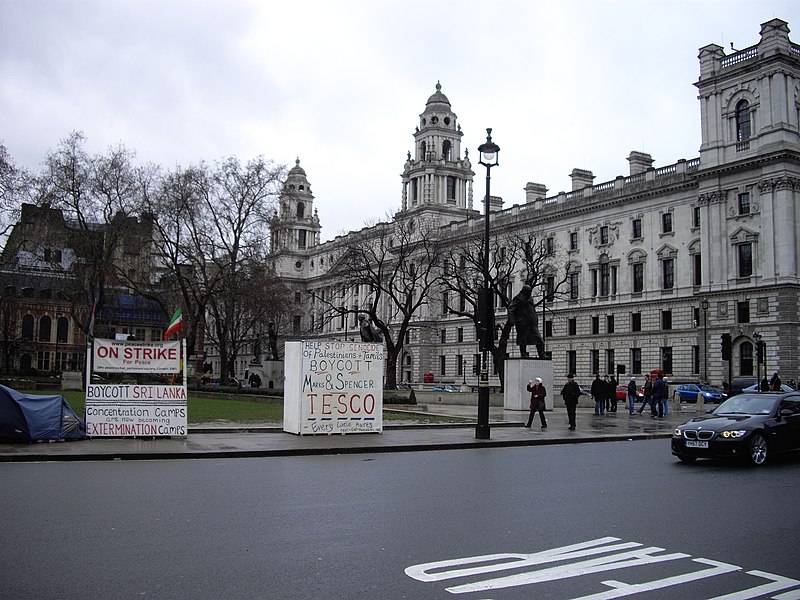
283 340 384 435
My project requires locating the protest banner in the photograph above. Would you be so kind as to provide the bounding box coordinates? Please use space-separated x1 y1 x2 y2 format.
283 340 384 435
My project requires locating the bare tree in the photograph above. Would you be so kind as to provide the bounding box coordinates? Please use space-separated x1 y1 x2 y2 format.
137 163 217 364
440 224 572 391
33 132 150 338
313 215 446 389
189 156 286 383
0 143 29 242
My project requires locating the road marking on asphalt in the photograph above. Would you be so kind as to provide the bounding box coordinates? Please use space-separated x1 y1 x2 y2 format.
405 537 800 598
572 558 740 599
708 571 800 600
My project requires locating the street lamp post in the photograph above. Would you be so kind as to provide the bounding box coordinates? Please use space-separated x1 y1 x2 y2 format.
701 298 709 385
753 332 762 391
476 128 499 440
462 357 467 385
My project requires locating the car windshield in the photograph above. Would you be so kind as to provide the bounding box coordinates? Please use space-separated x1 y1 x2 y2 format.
713 394 775 416
698 385 716 392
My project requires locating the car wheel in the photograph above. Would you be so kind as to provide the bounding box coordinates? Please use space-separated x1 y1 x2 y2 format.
677 455 696 464
747 432 768 466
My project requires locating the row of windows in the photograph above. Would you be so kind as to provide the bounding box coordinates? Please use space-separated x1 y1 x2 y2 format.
20 315 69 343
21 315 162 344
559 300 755 337
18 351 82 372
425 339 759 380
566 195 752 254
429 347 685 379
567 243 753 300
565 347 681 377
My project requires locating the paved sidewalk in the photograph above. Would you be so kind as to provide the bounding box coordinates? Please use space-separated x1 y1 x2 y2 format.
0 403 705 462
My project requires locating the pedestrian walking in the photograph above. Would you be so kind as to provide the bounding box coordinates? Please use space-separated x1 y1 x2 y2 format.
561 373 582 431
627 377 637 415
525 377 548 428
590 374 605 416
637 374 653 415
651 373 667 418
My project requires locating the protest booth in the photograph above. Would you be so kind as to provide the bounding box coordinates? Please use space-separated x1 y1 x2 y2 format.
283 340 384 435
84 338 188 438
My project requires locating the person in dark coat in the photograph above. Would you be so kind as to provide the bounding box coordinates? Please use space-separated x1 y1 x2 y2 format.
561 373 581 431
608 375 618 412
626 377 638 415
525 377 548 428
770 372 782 391
651 373 667 418
590 374 605 416
507 285 544 358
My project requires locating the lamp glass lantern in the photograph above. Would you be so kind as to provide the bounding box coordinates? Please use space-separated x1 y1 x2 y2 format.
478 128 500 168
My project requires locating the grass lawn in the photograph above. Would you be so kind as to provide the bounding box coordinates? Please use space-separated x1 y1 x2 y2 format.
24 389 465 425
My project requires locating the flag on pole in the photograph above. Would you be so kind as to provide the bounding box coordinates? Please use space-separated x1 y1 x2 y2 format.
164 308 183 340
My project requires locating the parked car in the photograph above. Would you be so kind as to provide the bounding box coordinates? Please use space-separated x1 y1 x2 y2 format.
742 382 796 394
671 391 800 466
673 383 725 403
432 385 460 393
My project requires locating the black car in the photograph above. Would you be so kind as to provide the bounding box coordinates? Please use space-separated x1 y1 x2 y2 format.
671 392 800 466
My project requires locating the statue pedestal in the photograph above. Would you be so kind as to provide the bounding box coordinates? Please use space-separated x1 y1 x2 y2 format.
245 360 284 389
504 358 554 410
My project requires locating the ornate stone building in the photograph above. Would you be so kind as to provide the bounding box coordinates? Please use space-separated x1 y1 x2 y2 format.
270 18 800 388
0 203 167 375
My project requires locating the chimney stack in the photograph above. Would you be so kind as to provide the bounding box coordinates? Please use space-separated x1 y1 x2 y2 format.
628 151 654 175
569 169 594 191
524 182 548 203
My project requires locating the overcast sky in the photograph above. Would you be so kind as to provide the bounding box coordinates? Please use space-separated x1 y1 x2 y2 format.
1 0 797 241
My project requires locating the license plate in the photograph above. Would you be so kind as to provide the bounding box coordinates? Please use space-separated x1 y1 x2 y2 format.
685 440 708 448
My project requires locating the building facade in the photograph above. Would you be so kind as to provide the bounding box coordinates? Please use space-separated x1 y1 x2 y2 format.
270 18 800 388
0 203 168 376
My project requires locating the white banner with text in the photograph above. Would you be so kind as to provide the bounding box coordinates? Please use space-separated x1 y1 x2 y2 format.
85 384 188 437
93 339 181 373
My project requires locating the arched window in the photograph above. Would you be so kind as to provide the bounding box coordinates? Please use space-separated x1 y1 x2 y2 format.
442 140 452 161
739 340 754 376
736 100 751 142
420 141 427 160
296 202 305 218
39 315 52 342
21 315 34 340
57 316 69 344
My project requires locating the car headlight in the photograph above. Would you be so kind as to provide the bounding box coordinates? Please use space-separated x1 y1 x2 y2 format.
673 428 684 437
721 430 747 439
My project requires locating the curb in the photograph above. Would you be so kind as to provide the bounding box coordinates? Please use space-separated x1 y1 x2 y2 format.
0 432 673 462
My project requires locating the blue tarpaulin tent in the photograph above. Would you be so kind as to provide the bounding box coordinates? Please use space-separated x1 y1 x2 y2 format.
0 385 86 442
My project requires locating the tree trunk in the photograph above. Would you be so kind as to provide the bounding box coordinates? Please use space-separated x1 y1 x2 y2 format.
384 349 398 390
